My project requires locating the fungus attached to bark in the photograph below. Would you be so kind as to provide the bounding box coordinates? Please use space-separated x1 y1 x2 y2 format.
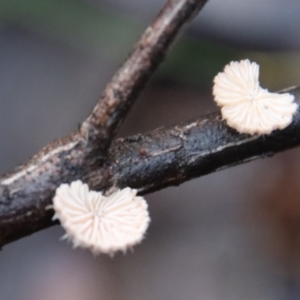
213 59 298 135
53 180 150 255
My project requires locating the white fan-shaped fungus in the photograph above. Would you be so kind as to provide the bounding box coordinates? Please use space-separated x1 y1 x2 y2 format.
53 180 150 255
213 59 298 135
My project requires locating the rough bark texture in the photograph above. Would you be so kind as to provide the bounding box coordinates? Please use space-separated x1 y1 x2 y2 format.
108 87 300 194
0 87 300 248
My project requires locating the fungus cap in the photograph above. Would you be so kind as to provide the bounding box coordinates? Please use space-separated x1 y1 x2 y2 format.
53 180 150 255
213 59 298 135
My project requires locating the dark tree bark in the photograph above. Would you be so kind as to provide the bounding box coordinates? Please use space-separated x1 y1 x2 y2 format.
107 87 300 194
0 86 300 248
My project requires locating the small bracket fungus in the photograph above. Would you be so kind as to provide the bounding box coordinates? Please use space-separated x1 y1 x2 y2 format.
213 59 298 135
53 180 150 255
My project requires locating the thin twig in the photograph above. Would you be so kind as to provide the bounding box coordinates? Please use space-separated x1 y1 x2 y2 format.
0 87 300 248
80 0 208 154
108 87 300 194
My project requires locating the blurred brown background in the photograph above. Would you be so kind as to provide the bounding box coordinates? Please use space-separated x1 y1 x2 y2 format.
1 0 300 299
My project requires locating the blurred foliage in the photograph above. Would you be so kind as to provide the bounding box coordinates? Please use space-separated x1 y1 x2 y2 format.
0 0 240 87
158 37 238 87
245 52 300 90
0 0 142 58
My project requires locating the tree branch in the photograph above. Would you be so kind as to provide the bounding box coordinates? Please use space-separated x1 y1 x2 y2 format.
0 0 209 247
107 87 300 194
1 86 300 248
81 0 208 154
